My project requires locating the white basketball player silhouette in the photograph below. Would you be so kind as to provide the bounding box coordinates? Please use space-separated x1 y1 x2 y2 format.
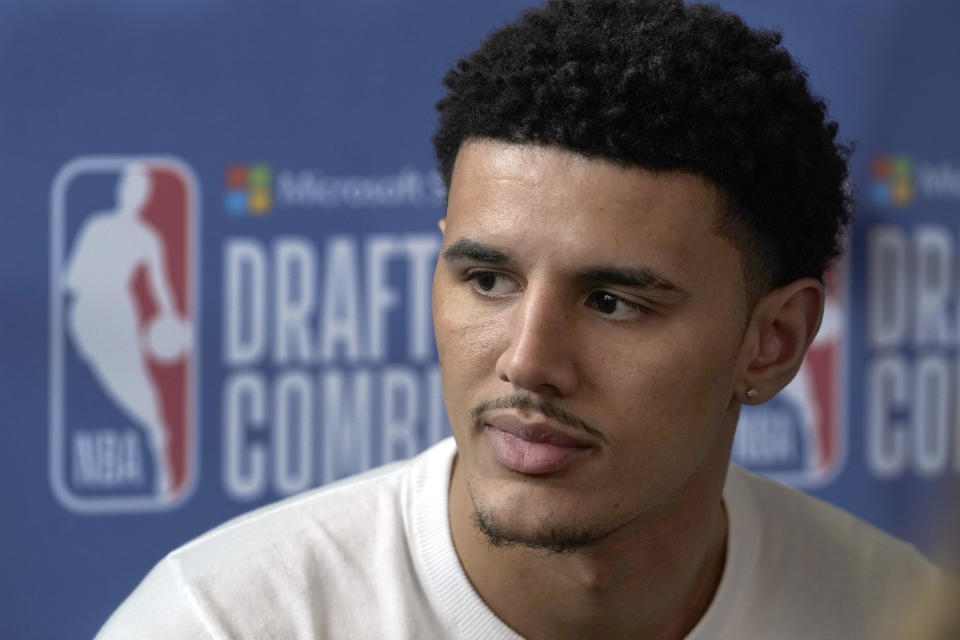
64 163 191 497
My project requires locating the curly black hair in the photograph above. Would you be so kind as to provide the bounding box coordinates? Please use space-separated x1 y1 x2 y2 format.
433 0 852 293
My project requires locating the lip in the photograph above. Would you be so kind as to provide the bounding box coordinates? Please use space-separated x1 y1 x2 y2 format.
483 411 597 475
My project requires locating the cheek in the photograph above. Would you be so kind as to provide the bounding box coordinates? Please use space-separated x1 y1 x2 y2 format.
433 287 506 390
591 323 740 441
587 337 739 504
666 338 739 416
434 302 509 440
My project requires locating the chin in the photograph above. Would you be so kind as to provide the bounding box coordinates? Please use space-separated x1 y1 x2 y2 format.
468 482 609 554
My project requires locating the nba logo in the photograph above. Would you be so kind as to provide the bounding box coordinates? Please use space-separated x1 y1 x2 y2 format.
49 157 200 512
732 265 847 488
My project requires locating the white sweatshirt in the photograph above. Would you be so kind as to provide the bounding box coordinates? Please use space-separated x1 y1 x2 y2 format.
97 437 945 639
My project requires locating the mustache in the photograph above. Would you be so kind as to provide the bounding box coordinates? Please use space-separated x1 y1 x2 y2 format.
470 392 608 445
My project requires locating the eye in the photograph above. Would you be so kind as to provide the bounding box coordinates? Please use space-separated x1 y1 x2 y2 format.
468 271 519 297
586 290 652 320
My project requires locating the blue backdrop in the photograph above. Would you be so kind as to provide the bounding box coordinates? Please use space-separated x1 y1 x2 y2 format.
1 1 959 637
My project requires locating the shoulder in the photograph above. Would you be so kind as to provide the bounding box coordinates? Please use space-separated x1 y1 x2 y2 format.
174 455 412 568
98 438 458 639
724 465 946 638
730 465 935 573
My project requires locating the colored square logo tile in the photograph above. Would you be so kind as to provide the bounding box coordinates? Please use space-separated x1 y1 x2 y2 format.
225 164 248 189
249 163 272 188
249 186 271 214
225 189 247 214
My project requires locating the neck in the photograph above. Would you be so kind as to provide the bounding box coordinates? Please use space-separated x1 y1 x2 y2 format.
449 450 730 640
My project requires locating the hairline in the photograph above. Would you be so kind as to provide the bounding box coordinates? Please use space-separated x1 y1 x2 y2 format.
446 136 776 308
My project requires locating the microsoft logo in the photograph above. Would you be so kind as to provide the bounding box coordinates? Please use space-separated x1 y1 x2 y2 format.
225 163 272 215
870 154 915 208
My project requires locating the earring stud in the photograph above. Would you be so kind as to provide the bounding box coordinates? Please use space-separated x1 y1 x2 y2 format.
746 388 759 401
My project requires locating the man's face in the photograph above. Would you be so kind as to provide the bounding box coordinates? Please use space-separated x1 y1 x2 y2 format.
433 140 751 550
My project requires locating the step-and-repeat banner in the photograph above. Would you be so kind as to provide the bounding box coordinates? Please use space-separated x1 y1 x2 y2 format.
1 0 958 637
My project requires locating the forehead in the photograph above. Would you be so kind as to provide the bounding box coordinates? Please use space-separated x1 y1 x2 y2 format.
445 140 744 296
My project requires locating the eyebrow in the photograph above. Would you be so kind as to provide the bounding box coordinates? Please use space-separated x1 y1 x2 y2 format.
441 238 515 265
576 267 685 295
442 237 686 295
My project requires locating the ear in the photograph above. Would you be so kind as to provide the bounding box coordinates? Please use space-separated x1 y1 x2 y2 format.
438 218 446 234
737 278 825 404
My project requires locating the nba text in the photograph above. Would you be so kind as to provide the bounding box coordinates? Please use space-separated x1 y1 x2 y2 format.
72 428 145 488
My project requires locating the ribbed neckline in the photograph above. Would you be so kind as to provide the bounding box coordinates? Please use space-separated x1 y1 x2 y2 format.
409 438 522 640
408 439 756 640
684 464 761 638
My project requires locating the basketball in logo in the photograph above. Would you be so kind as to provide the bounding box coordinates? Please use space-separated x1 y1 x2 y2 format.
49 156 199 512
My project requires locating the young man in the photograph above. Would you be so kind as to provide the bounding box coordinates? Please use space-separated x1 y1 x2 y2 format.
98 1 945 638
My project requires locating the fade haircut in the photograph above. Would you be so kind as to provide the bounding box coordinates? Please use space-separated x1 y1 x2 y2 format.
433 0 853 296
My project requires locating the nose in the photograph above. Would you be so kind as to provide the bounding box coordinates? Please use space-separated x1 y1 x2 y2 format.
494 286 579 397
